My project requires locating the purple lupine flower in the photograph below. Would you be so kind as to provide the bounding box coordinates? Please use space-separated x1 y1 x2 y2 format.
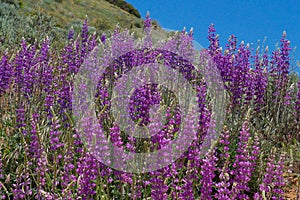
215 129 231 200
253 47 268 110
200 148 218 200
61 148 77 199
111 27 135 58
143 11 152 48
81 19 89 44
159 33 179 54
272 153 285 199
36 151 48 199
109 123 124 147
178 27 195 62
250 133 260 172
88 32 97 52
131 178 143 200
28 113 40 159
230 121 258 199
168 162 182 199
14 40 27 92
39 37 50 64
160 26 194 62
295 80 300 122
279 31 291 82
179 173 195 200
16 107 27 135
81 115 111 166
56 73 72 127
270 31 291 98
100 33 106 44
275 31 291 105
73 131 83 154
148 170 168 200
76 152 99 199
13 39 37 98
226 34 237 53
149 106 181 153
30 113 48 199
49 119 64 152
207 24 220 56
59 22 98 125
63 20 96 76
125 134 136 152
260 154 276 193
284 87 293 105
106 122 132 170
37 38 54 120
244 66 255 105
95 84 111 123
12 163 32 199
195 80 211 144
144 11 151 28
76 153 98 199
114 170 133 186
0 54 12 95
231 41 252 105
269 48 283 106
39 38 52 91
207 26 232 95
270 48 281 76
129 84 161 126
258 152 285 200
220 34 237 86
62 37 77 74
68 27 75 40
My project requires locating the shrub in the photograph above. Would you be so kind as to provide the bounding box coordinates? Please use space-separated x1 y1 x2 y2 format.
105 0 141 18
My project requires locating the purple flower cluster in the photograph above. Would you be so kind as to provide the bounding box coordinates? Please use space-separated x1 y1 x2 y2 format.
76 152 99 199
296 80 300 122
0 54 12 95
253 48 268 110
129 84 161 126
230 121 259 199
256 153 285 200
200 149 218 200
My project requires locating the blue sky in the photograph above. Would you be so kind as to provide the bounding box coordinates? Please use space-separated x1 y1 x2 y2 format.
126 0 300 73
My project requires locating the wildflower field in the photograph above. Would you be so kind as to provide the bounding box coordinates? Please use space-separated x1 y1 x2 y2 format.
0 9 300 200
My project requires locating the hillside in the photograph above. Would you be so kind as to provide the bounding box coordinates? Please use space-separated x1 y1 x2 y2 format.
0 0 168 52
22 0 143 31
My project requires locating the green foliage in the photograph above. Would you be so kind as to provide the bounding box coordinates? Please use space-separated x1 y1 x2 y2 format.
95 18 112 30
0 2 66 53
152 20 159 29
0 2 19 16
132 21 142 28
1 0 24 8
105 0 141 18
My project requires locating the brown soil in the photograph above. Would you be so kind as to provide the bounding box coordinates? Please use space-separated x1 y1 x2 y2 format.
283 172 299 200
